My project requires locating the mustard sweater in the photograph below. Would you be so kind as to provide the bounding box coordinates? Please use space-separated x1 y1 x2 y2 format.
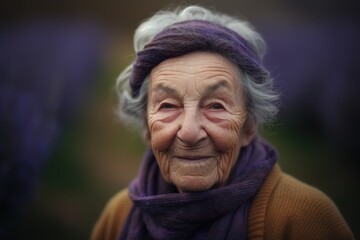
91 165 354 239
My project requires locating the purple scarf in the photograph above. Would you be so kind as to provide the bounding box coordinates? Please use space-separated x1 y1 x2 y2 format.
119 137 277 240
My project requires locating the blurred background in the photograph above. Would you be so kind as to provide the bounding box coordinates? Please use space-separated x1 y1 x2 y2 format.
1 0 359 239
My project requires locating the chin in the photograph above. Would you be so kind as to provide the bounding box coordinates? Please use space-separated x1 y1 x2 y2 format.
173 176 217 192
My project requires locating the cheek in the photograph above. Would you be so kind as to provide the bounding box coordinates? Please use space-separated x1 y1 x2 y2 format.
147 114 179 151
209 116 244 152
147 115 179 182
154 151 171 182
206 116 245 182
147 86 183 175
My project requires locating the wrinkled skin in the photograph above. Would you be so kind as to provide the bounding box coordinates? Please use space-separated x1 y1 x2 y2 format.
146 52 255 192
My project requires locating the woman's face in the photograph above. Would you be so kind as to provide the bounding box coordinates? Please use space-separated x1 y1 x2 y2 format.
146 51 255 192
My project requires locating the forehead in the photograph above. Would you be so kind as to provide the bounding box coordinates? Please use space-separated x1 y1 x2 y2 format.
149 51 241 90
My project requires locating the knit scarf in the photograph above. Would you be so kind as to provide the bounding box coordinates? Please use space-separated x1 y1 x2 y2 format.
119 137 277 240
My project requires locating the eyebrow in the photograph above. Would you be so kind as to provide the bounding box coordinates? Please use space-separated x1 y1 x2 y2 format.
152 83 179 96
203 80 232 96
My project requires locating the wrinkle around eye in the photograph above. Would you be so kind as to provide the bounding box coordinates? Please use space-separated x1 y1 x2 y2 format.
156 101 183 114
202 99 229 112
159 102 177 110
208 102 225 110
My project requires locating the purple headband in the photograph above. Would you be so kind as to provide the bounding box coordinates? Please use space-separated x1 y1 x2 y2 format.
130 20 268 97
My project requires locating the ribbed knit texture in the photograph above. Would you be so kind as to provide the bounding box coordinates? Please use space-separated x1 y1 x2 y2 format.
91 165 354 240
247 166 354 239
118 138 277 240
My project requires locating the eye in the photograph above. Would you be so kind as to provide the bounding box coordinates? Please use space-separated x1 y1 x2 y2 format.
159 102 176 109
209 103 224 110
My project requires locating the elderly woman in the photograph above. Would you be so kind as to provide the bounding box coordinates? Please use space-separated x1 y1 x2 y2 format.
92 5 353 240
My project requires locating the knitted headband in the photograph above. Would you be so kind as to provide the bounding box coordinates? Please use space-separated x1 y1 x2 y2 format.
130 19 267 97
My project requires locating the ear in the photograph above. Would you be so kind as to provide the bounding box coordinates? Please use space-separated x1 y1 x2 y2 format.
240 117 257 147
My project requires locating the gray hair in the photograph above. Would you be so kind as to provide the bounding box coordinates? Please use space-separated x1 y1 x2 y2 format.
116 5 279 131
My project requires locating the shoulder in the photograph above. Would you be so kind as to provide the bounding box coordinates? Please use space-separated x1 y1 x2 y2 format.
248 165 354 239
268 172 353 239
91 189 132 240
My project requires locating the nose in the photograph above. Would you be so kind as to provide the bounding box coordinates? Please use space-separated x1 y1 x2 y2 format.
177 107 207 145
